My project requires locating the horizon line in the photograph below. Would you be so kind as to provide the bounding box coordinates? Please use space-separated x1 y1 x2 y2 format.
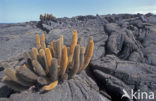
0 12 155 23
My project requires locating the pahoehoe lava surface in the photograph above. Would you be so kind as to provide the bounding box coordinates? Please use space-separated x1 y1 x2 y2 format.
0 13 156 101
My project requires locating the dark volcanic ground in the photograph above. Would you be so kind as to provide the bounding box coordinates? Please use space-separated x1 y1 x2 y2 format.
0 13 156 101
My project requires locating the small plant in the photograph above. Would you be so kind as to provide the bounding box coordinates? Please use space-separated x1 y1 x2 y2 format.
2 30 94 92
40 14 56 21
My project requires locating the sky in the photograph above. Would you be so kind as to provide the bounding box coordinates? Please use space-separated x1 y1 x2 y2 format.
0 0 156 23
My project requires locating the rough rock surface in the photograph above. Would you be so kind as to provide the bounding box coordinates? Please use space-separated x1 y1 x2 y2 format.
4 71 106 101
0 13 156 101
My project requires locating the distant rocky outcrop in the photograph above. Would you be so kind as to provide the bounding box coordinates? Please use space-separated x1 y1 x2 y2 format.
0 13 156 101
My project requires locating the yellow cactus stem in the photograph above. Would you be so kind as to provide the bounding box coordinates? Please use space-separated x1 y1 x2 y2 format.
39 48 45 57
50 41 55 57
32 48 39 60
49 58 58 82
4 68 17 82
2 76 29 91
39 49 49 73
85 36 93 56
36 34 41 49
60 46 68 78
79 47 85 72
32 60 46 76
68 30 77 63
41 33 45 42
45 48 52 68
41 34 46 50
1 62 12 69
57 39 62 65
60 35 64 50
82 38 94 70
23 64 27 68
5 67 34 86
41 80 58 91
78 37 82 45
69 44 80 78
53 40 58 58
67 47 70 57
59 35 64 64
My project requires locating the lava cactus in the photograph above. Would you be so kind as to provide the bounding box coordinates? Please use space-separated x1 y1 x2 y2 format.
2 30 94 92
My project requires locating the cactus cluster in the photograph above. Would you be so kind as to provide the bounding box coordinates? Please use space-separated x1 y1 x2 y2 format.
2 30 94 92
40 14 56 21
